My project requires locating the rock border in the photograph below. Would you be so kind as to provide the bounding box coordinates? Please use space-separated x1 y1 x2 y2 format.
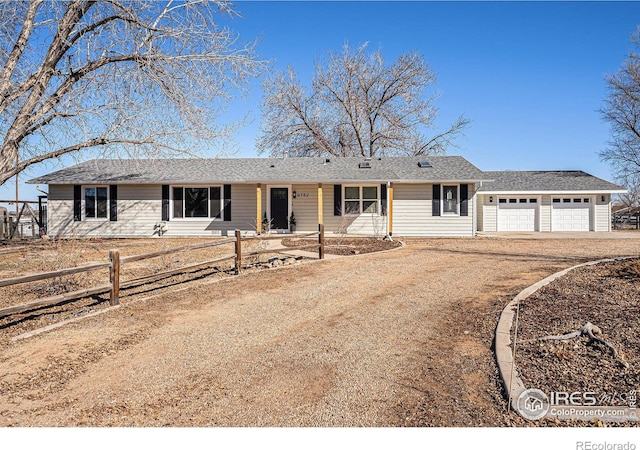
494 256 637 413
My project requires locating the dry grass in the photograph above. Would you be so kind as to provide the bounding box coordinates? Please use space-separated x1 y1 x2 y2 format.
0 238 237 310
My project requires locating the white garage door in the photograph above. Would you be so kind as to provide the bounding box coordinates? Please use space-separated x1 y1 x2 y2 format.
498 198 537 231
552 198 591 231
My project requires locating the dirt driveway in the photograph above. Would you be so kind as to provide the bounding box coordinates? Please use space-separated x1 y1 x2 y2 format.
1 236 639 426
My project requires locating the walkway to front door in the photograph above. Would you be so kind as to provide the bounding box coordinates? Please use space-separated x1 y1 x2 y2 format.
270 187 289 230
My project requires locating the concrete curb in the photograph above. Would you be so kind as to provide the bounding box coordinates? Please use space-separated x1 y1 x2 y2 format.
495 256 638 414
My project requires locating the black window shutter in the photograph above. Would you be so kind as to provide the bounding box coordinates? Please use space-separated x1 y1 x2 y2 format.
432 184 441 217
223 184 231 221
210 186 222 219
109 185 118 222
460 184 469 217
173 187 183 218
73 185 82 221
380 184 387 216
161 185 170 221
334 184 342 216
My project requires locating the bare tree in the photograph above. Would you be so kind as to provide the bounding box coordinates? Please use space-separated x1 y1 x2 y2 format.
257 43 469 158
615 172 640 209
600 27 640 179
0 0 262 186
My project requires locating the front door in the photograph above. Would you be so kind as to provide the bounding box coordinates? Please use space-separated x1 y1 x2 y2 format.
270 187 289 230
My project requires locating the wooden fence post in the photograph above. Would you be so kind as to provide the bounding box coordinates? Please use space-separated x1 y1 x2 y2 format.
109 249 120 306
235 229 242 274
318 223 324 260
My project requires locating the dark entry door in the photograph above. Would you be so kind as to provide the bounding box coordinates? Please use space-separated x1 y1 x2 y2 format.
270 188 289 229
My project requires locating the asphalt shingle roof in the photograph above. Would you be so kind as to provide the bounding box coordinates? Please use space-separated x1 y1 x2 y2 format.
478 170 625 192
27 156 487 185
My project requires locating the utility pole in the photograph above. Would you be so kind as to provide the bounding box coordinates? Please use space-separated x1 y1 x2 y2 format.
14 153 19 238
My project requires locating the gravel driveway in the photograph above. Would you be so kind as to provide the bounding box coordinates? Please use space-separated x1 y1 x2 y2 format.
1 236 639 426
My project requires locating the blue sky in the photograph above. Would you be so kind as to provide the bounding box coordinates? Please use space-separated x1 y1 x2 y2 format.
2 1 640 204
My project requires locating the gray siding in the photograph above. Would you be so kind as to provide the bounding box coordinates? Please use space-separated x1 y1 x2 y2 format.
320 184 387 236
48 184 260 238
480 194 613 233
48 184 160 237
165 184 258 236
595 194 611 232
393 183 474 237
478 194 497 232
291 184 319 232
49 182 476 238
540 196 552 232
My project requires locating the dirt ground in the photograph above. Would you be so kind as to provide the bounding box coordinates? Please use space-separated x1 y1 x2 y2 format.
0 235 639 426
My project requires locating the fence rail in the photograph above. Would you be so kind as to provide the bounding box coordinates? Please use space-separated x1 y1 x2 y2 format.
0 225 325 320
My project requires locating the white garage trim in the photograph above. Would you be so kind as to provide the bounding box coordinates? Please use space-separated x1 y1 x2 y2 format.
497 197 538 231
551 197 592 231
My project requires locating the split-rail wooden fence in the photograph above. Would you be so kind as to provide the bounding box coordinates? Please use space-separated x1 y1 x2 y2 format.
0 225 325 320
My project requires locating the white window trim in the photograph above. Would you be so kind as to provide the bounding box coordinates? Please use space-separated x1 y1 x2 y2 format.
170 185 224 221
82 185 109 221
441 184 460 216
343 184 380 216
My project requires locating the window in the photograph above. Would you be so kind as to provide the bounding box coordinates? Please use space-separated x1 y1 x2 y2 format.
584 198 590 203
443 185 458 213
519 198 527 203
553 198 560 203
509 198 517 204
529 199 537 203
344 185 378 215
84 186 108 219
499 198 507 204
563 198 571 203
172 186 223 219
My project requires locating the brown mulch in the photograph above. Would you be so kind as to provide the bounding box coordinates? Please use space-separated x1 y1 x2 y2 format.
282 237 402 255
515 258 640 421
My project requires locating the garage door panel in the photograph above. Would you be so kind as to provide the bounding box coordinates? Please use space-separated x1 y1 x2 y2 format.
552 199 590 231
498 200 536 231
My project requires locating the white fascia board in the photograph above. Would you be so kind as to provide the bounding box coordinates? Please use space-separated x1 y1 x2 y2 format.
394 179 489 184
478 190 628 195
245 179 489 184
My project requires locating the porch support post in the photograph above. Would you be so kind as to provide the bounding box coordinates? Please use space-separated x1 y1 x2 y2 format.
317 183 323 225
388 182 394 236
256 183 262 234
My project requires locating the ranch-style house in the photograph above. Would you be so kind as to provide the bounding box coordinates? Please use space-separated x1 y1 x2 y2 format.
27 156 626 238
